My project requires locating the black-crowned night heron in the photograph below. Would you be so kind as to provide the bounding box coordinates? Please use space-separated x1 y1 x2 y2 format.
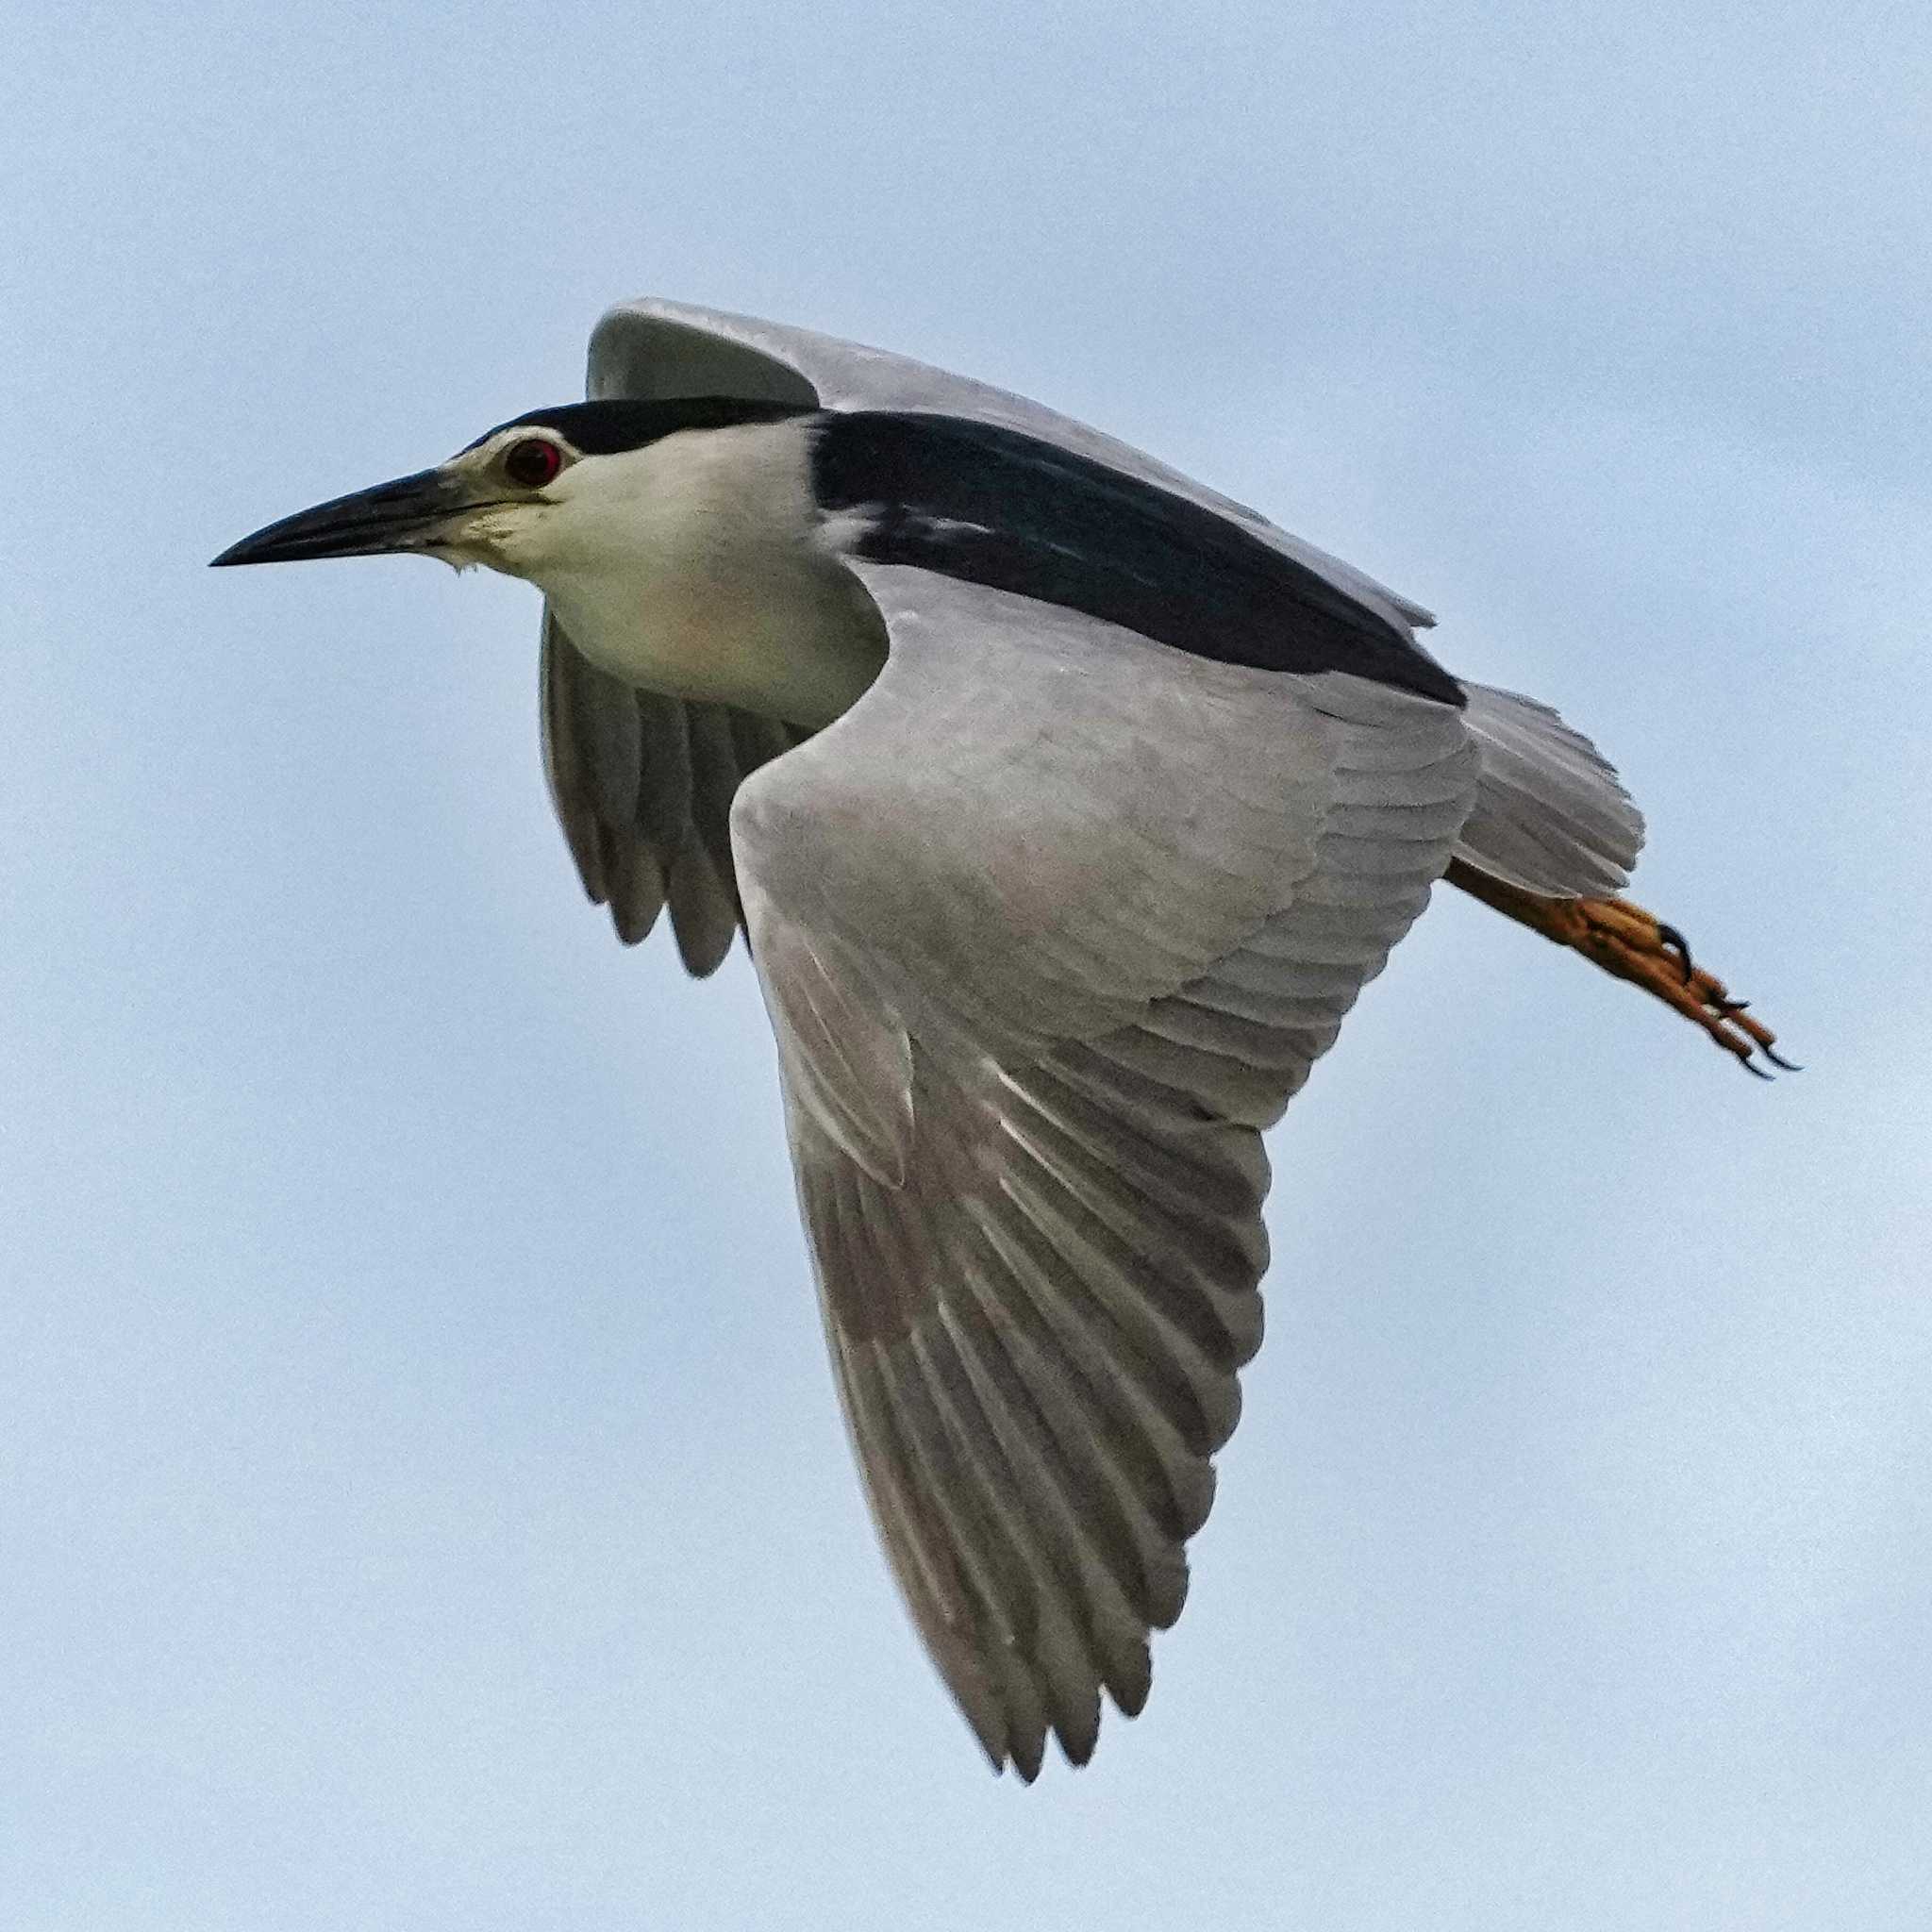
214 299 1789 1779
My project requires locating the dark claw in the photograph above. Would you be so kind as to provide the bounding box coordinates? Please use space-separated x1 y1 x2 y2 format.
1714 997 1749 1017
1738 1055 1774 1080
1761 1045 1803 1073
1657 922 1695 981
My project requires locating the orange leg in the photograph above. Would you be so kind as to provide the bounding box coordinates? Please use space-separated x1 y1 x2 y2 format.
1443 859 1796 1078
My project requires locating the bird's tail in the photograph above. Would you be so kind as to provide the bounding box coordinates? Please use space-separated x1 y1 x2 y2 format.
1451 682 1645 897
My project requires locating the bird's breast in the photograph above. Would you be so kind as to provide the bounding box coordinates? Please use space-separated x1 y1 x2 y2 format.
541 544 886 728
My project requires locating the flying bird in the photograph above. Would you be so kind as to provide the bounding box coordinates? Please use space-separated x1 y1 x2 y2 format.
214 299 1789 1778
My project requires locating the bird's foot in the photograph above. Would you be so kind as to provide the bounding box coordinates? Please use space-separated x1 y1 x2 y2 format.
1442 861 1795 1077
1557 895 1797 1077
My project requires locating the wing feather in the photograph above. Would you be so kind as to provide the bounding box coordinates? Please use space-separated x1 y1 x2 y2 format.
540 613 808 972
734 569 1476 1774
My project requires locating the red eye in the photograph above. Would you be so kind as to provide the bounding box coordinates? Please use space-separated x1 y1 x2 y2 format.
503 438 564 488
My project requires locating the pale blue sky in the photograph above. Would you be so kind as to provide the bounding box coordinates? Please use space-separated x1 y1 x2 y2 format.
3 4 1928 1928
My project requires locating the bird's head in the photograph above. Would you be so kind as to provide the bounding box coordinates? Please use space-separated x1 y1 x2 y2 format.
210 398 809 579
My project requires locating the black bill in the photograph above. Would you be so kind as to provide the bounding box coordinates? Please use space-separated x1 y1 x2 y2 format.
211 467 479 567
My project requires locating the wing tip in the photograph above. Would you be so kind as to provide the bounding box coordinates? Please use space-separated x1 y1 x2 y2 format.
957 1653 1161 1781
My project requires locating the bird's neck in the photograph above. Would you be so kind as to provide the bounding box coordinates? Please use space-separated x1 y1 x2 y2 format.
518 424 889 727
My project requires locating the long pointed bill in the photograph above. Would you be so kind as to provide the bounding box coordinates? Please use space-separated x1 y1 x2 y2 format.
211 467 484 567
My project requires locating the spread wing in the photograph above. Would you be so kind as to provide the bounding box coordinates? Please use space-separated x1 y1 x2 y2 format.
730 565 1478 1776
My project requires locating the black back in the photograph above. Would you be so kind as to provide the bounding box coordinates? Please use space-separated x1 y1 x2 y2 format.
809 411 1462 706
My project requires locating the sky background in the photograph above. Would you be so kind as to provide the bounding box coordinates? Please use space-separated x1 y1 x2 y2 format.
4 3 1929 1927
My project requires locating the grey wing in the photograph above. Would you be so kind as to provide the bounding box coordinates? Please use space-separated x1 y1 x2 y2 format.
730 566 1478 1776
540 610 808 973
